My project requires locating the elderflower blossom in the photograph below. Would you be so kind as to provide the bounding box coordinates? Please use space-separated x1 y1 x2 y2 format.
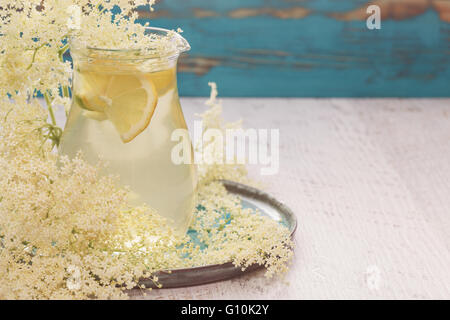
195 83 256 187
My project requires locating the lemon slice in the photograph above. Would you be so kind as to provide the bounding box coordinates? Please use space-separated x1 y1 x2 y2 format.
75 72 158 143
104 75 158 143
74 71 110 112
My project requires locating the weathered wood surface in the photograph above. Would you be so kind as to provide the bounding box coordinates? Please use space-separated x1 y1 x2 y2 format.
138 0 450 97
123 97 450 299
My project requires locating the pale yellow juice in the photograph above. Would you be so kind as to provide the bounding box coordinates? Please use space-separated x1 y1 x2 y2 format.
60 63 197 234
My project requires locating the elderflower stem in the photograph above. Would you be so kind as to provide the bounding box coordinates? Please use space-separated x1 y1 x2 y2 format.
44 92 57 126
58 43 71 100
58 44 69 61
26 43 47 70
62 86 70 98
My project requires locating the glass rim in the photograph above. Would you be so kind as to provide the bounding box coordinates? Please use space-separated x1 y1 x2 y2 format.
69 26 190 60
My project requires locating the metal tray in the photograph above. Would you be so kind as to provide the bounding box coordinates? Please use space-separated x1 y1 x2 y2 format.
139 180 297 289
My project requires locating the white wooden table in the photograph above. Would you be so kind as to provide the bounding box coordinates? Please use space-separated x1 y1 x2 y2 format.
60 98 450 299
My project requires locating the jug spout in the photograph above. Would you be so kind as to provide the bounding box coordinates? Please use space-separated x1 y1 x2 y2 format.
176 33 190 54
140 26 190 58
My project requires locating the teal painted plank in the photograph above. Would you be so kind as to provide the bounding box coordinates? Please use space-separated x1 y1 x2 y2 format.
142 1 449 97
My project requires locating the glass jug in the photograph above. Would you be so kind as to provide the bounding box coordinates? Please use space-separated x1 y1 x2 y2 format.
60 27 197 234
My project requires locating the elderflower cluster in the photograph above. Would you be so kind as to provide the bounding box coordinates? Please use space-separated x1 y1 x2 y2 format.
187 181 293 278
0 96 178 299
0 0 156 107
195 83 257 187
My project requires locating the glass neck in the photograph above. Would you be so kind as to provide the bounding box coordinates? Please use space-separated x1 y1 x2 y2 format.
69 26 189 74
71 49 179 74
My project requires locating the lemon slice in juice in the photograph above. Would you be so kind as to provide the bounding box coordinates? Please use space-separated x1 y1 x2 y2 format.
104 75 158 143
74 72 111 112
76 73 158 143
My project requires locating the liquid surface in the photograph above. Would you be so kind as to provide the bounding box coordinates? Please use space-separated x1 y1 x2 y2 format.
60 65 197 234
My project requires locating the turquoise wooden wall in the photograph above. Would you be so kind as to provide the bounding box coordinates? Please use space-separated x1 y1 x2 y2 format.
137 0 450 97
